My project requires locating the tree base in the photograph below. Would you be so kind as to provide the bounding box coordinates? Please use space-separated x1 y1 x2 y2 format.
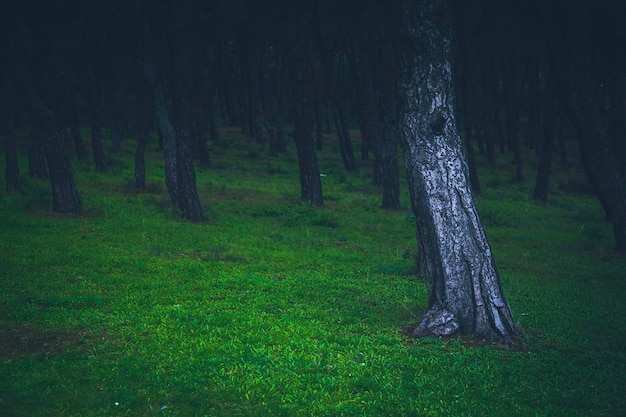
412 304 461 338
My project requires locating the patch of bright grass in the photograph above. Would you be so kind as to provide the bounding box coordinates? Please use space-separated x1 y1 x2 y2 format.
1 130 625 416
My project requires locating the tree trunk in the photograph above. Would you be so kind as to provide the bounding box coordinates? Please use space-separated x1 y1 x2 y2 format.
143 56 179 207
91 125 107 172
289 49 323 207
134 129 147 189
398 0 515 344
294 102 323 207
577 112 626 252
0 71 22 193
71 124 89 161
4 131 22 193
456 39 481 194
44 126 82 213
28 123 48 179
381 129 401 210
537 0 626 252
378 41 401 210
533 82 556 202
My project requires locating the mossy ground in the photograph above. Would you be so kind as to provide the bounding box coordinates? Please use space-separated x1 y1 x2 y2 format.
1 128 625 416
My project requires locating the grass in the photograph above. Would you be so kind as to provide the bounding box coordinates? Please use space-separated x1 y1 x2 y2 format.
1 127 625 416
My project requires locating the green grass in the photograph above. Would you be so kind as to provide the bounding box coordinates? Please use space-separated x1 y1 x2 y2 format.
1 129 625 416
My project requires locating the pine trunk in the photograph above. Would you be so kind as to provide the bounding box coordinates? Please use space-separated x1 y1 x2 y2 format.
44 126 82 213
398 0 515 344
4 131 22 193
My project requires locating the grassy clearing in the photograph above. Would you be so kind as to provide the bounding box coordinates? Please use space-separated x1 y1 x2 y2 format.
1 129 625 416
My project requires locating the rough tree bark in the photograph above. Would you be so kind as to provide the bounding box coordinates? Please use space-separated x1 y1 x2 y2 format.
398 0 516 343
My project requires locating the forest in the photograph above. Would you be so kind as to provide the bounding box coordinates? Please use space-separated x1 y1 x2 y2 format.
1 0 626 415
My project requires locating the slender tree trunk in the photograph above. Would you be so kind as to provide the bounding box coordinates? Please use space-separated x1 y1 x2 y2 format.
313 13 356 172
537 0 626 252
533 82 556 202
456 39 481 194
28 123 48 179
378 40 401 210
289 49 323 207
44 126 82 213
577 111 626 251
71 124 89 161
398 0 515 344
381 129 401 210
4 131 22 193
134 129 147 189
143 57 178 207
91 124 107 172
503 56 525 182
293 101 323 207
0 72 22 193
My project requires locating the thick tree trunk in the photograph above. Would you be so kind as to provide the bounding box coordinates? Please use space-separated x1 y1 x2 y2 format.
398 0 515 344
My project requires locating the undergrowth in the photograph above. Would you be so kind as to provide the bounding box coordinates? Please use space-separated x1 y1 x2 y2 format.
0 129 625 416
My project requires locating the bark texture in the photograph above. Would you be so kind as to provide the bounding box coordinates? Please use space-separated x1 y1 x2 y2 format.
398 0 515 343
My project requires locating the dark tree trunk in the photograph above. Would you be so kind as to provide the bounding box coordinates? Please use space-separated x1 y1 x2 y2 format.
44 126 82 213
28 123 48 179
332 98 357 173
313 14 356 172
91 125 107 172
143 57 179 207
293 101 323 207
259 46 284 157
289 48 323 207
4 131 22 193
502 56 525 182
378 39 401 210
175 122 204 221
398 0 515 344
577 112 626 252
110 124 123 153
141 4 204 222
533 81 556 202
456 38 481 194
0 71 22 193
134 129 147 189
538 0 626 252
10 39 81 213
381 128 401 210
71 124 89 161
478 45 497 165
350 40 377 162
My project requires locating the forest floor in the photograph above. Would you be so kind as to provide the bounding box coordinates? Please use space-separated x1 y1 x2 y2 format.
1 127 625 416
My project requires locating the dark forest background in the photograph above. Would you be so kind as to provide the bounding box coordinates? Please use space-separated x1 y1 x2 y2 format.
2 0 626 249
